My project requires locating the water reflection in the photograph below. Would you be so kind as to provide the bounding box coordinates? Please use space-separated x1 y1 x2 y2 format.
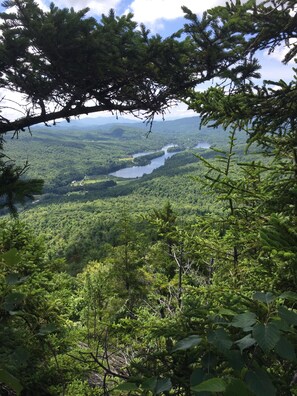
110 145 177 179
195 142 211 149
110 142 210 179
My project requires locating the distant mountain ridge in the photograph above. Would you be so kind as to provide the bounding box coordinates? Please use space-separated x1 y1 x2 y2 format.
32 115 201 134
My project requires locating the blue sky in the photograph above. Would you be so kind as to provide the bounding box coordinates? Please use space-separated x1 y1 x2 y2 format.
0 0 295 120
0 0 209 35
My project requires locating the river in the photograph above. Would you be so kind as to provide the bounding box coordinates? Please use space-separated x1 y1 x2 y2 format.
109 142 210 179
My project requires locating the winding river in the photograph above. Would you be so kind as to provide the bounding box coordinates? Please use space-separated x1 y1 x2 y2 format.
109 142 210 179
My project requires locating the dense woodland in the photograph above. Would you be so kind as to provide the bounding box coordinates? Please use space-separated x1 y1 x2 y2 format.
1 0 297 395
3 117 252 273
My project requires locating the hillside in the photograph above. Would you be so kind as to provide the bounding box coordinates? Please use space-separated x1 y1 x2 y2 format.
0 116 259 275
4 116 246 194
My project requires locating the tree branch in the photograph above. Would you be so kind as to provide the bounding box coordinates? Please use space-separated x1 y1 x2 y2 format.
0 101 170 135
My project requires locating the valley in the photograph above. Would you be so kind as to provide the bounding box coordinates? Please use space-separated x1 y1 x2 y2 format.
1 115 294 395
4 116 226 272
1 1 296 394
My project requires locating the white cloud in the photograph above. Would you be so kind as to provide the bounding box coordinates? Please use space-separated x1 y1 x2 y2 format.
46 0 121 16
0 89 27 122
259 60 295 83
36 0 224 21
35 0 50 12
151 101 195 120
265 39 297 65
126 0 223 24
81 101 196 121
3 0 49 12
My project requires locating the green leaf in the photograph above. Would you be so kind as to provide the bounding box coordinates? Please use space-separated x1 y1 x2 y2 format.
172 335 201 352
235 334 256 353
190 368 204 387
3 292 25 311
191 378 227 393
271 318 291 332
253 292 276 305
245 368 276 396
8 310 26 316
6 273 20 285
278 306 297 325
231 312 257 330
253 323 280 353
225 378 252 396
208 328 233 352
201 352 218 370
224 350 245 372
279 291 297 302
6 273 28 285
274 336 296 361
219 308 236 316
37 323 59 336
114 382 138 391
154 378 172 394
0 248 20 266
142 378 158 391
0 369 23 395
141 378 172 394
13 347 30 366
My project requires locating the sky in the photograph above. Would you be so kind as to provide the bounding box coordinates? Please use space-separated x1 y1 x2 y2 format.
0 0 295 121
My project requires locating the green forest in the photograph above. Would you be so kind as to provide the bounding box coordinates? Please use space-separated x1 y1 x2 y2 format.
1 0 297 395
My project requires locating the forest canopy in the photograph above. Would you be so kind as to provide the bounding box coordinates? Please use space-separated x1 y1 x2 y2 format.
1 0 297 395
1 0 296 213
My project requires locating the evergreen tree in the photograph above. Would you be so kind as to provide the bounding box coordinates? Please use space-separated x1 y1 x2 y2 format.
182 0 297 289
0 0 197 134
0 139 43 216
0 220 73 394
112 2 297 394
